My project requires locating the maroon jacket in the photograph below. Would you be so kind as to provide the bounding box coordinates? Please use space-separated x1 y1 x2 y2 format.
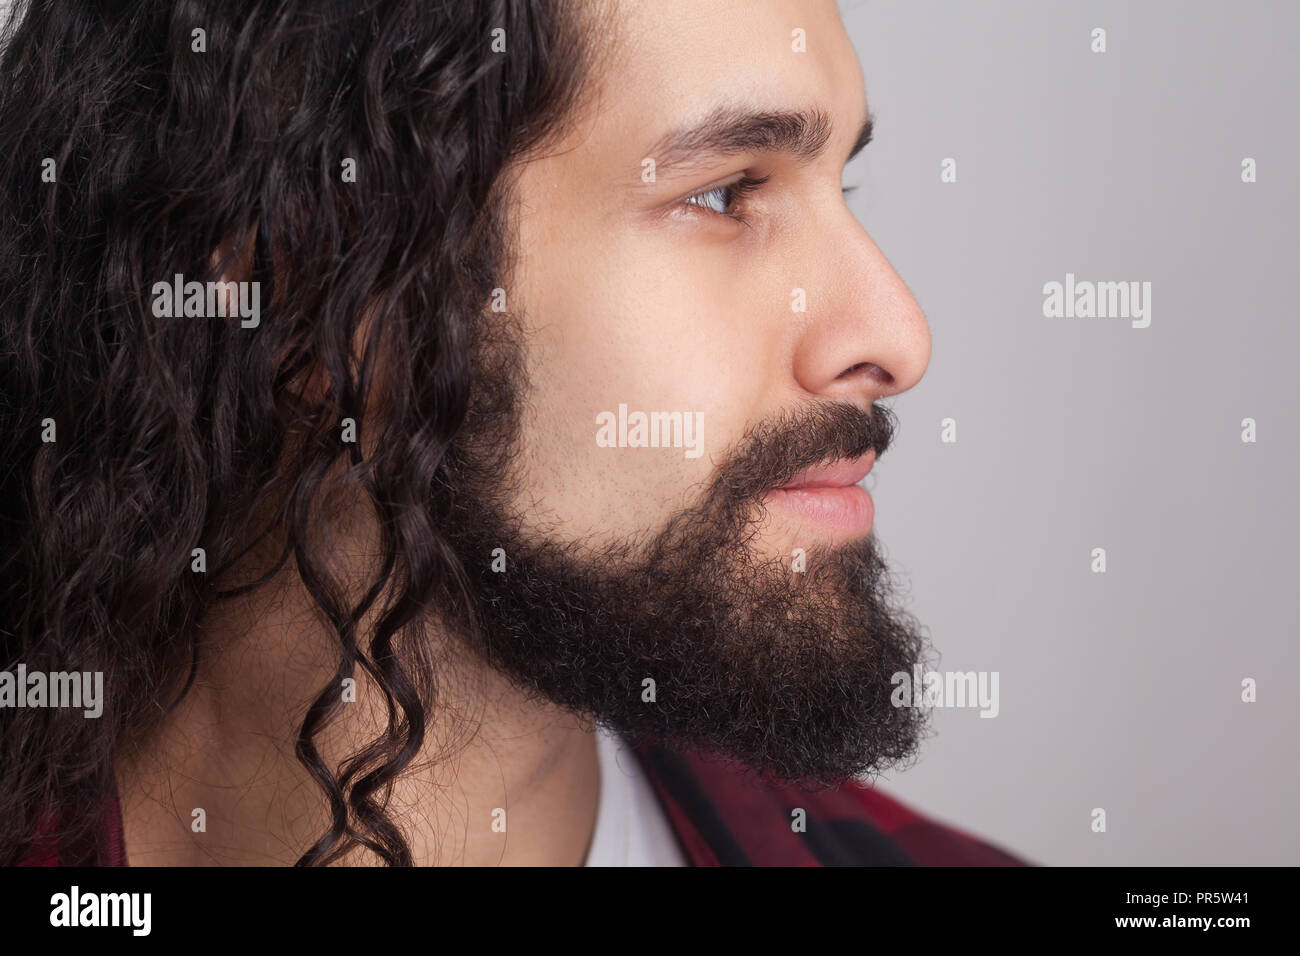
21 738 1028 866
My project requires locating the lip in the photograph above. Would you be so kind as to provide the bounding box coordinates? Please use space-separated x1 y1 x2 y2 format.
765 452 876 535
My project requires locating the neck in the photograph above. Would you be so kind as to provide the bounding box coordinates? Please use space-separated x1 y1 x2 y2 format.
114 567 600 866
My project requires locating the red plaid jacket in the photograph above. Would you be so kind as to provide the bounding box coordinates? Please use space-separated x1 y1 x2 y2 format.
21 738 1028 866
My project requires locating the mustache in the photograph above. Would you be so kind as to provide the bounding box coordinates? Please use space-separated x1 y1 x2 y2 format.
710 401 897 504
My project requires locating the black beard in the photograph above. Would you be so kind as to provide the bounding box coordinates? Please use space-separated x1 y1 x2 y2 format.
434 319 932 785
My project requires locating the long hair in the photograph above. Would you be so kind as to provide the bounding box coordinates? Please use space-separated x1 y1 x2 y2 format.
0 0 600 866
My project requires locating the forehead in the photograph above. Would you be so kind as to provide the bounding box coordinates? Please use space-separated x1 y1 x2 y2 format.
564 0 866 171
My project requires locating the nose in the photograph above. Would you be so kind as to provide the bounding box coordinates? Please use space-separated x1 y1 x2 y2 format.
790 205 931 405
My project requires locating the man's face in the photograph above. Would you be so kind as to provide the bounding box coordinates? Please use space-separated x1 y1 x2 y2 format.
505 0 929 557
437 0 935 782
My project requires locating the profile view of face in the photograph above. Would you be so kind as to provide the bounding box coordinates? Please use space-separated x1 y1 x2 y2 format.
0 0 941 870
511 0 931 552
438 0 935 781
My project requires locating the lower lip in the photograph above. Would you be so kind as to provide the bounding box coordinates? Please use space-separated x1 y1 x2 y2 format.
765 484 875 535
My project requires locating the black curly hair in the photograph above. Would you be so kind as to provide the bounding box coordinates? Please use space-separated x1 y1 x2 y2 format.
0 0 606 866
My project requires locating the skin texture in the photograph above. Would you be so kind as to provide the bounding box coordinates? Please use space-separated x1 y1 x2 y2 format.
117 0 931 866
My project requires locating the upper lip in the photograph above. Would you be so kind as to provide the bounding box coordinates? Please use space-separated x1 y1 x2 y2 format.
776 452 876 490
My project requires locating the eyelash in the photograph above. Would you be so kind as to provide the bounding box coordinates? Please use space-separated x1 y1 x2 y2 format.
681 176 861 225
681 174 771 224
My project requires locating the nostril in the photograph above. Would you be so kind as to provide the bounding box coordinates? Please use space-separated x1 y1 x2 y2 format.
836 361 892 386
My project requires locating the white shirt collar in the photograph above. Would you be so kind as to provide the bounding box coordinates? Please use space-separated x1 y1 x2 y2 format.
583 724 688 867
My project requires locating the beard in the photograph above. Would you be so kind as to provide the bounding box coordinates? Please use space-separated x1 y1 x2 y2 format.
432 315 932 785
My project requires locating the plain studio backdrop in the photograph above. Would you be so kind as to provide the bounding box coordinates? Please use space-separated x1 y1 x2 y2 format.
838 0 1298 865
2 0 1294 866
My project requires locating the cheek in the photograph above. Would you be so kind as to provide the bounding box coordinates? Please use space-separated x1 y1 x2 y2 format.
509 262 766 547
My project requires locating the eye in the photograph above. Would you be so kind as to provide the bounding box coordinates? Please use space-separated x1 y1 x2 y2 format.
680 173 770 223
679 176 861 224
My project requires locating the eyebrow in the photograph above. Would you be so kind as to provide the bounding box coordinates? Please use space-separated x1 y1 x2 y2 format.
645 105 874 175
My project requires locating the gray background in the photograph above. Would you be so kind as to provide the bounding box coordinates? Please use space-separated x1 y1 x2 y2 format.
840 0 1298 864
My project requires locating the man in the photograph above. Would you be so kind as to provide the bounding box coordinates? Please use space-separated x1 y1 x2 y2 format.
1 0 1024 866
